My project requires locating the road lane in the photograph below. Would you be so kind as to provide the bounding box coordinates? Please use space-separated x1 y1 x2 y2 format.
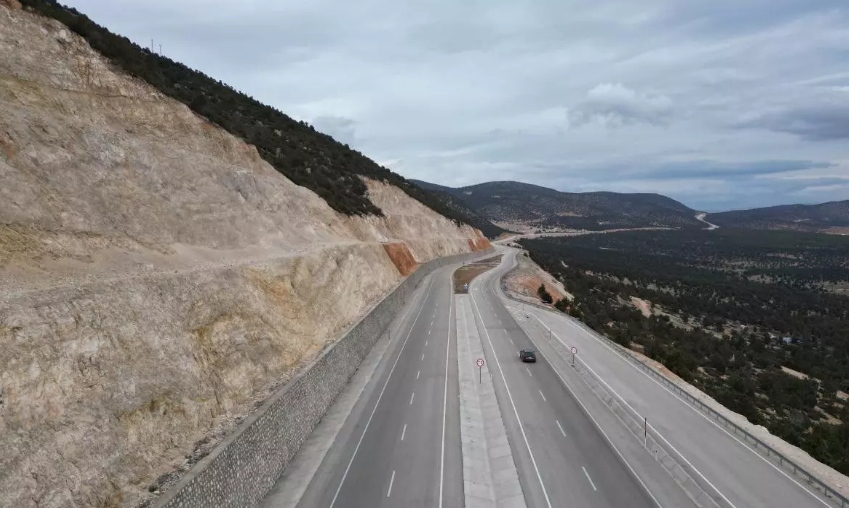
468 272 660 508
289 265 462 508
492 247 838 508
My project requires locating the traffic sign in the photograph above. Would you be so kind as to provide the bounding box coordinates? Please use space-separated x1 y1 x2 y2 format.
476 358 485 367
571 347 577 354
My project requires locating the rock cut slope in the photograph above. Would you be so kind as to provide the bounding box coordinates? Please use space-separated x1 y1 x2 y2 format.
0 5 488 507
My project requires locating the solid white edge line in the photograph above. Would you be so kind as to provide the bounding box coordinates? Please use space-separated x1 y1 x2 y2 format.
401 424 407 441
537 309 837 508
491 250 664 508
582 466 598 492
556 420 566 437
387 470 396 497
328 276 435 508
439 280 452 508
529 311 726 508
470 283 554 508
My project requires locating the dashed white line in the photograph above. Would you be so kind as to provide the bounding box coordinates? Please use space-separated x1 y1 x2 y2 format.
401 424 407 441
387 470 396 497
410 392 415 405
421 353 425 362
509 338 515 345
582 466 598 492
469 291 554 508
426 340 429 346
328 277 435 508
526 367 532 377
556 420 566 437
417 370 420 380
539 390 547 402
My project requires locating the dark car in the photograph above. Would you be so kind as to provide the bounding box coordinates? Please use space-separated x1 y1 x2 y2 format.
518 349 537 362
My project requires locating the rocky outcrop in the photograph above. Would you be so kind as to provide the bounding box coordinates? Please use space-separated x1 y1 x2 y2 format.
0 5 488 508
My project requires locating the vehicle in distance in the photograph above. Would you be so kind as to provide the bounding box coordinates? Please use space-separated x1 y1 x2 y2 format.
518 349 537 362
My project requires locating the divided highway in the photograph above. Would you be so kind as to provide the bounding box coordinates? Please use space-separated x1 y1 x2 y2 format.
267 246 831 508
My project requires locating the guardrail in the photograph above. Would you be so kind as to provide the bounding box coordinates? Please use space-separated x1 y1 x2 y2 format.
496 253 848 508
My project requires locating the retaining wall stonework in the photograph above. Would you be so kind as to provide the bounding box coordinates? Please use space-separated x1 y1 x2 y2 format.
153 249 493 508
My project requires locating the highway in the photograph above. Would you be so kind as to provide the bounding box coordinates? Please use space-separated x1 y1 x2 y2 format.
465 253 671 508
268 248 700 508
490 247 839 508
282 264 463 508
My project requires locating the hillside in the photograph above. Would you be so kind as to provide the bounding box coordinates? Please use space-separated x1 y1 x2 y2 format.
0 4 488 508
415 180 701 231
410 180 508 238
18 0 470 225
708 200 849 233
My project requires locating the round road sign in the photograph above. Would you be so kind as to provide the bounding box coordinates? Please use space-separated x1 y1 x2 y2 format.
571 347 578 354
476 358 485 367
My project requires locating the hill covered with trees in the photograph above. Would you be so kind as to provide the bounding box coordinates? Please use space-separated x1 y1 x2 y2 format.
19 0 472 225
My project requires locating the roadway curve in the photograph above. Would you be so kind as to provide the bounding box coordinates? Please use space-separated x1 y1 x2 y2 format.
490 247 837 508
269 251 696 507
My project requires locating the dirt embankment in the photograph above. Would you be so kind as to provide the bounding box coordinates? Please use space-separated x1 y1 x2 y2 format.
453 255 502 293
503 251 572 306
0 6 486 508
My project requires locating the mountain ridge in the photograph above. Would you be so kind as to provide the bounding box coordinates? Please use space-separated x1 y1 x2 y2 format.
413 179 849 234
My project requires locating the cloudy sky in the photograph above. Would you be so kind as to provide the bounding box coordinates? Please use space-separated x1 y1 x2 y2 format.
66 0 849 211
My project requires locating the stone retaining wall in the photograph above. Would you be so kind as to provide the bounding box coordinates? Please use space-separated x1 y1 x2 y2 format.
153 248 493 508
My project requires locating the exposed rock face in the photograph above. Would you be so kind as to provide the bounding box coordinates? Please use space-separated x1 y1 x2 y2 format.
0 6 489 508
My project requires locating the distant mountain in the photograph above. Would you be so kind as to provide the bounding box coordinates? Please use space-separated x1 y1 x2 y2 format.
410 180 509 238
412 180 701 231
708 201 849 233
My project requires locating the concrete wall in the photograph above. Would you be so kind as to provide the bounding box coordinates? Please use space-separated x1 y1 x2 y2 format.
153 249 493 508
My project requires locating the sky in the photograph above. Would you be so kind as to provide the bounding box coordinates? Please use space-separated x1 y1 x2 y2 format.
64 0 849 211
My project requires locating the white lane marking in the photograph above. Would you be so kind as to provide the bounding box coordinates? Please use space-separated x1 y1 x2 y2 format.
429 329 432 335
431 319 434 326
421 353 425 362
539 390 547 402
526 367 532 377
519 315 664 508
535 309 835 507
417 370 420 380
439 281 453 508
328 277 436 508
410 392 415 405
387 470 396 497
469 291 554 508
533 314 740 508
582 466 598 492
556 420 566 437
509 338 515 345
426 340 429 346
401 424 407 441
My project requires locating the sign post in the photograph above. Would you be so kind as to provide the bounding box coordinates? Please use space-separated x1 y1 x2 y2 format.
476 358 485 383
570 346 577 367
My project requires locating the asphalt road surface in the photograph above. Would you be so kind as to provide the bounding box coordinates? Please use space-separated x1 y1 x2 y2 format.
291 265 462 508
491 247 838 508
466 254 662 508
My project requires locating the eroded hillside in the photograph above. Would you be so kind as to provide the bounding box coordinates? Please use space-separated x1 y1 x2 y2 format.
0 5 488 507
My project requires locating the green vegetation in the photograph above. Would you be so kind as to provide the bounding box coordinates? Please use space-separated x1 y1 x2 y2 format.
537 284 553 304
20 0 472 224
521 229 849 474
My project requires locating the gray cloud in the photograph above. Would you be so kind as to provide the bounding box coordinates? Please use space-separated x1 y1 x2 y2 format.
737 93 849 140
569 83 674 127
65 0 849 210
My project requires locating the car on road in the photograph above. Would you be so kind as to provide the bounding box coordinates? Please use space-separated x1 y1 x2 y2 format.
518 349 537 362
